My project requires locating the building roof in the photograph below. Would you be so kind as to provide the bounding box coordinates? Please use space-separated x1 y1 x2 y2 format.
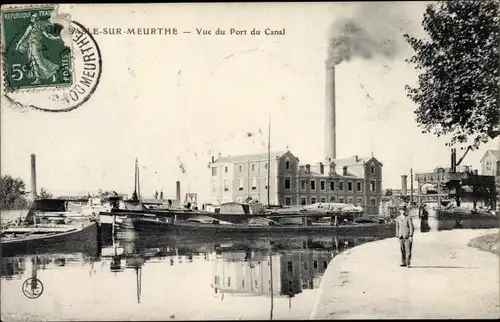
213 150 296 164
480 149 500 162
298 167 360 178
331 155 383 167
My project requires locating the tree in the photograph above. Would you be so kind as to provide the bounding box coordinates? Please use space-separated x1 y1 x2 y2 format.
0 175 28 210
39 188 53 199
404 0 499 157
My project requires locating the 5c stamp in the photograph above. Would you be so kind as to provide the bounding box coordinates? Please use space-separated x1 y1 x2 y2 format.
1 5 102 112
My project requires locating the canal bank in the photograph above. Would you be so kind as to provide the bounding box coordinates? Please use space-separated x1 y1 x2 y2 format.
310 228 500 319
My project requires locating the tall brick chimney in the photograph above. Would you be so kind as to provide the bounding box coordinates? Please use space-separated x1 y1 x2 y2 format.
325 64 336 161
401 175 408 197
176 181 181 202
30 153 37 200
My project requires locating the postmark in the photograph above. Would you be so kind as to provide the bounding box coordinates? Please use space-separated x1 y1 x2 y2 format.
22 277 44 299
1 5 102 112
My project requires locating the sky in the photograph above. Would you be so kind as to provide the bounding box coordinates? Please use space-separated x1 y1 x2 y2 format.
2 2 498 203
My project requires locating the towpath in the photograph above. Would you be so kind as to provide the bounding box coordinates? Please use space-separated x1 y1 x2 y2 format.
310 228 500 319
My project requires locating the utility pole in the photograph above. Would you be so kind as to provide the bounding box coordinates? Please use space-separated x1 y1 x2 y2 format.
267 116 271 208
410 168 414 204
437 172 441 208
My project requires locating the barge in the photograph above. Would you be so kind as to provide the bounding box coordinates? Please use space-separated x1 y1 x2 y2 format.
118 216 396 239
1 199 100 257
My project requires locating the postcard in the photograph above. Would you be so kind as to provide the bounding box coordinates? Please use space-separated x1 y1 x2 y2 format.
1 2 499 321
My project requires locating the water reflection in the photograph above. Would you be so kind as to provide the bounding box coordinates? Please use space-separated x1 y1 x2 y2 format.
1 234 381 320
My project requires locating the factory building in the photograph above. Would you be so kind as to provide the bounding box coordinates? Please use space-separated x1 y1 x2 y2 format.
209 151 382 215
480 149 500 191
209 61 383 215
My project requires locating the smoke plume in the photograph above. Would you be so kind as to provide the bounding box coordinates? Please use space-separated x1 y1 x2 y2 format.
326 2 414 67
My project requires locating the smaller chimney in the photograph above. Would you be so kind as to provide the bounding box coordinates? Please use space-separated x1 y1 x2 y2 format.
211 156 215 163
342 166 348 176
401 175 408 197
30 154 37 200
353 155 359 162
176 181 181 202
329 162 336 175
319 162 324 175
305 164 311 174
451 148 457 172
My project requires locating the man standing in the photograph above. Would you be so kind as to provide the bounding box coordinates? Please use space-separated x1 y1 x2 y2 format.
396 203 415 268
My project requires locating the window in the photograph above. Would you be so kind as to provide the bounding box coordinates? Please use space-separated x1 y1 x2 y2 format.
285 160 290 170
212 181 216 192
285 177 291 190
338 181 344 191
310 180 316 190
265 176 268 189
320 180 326 191
320 197 326 203
300 180 306 190
285 196 292 205
252 177 257 190
311 197 317 204
348 182 353 191
252 164 255 171
242 279 245 288
287 261 293 273
357 182 362 192
370 181 376 192
215 276 220 285
313 261 318 269
323 261 328 269
370 198 376 206
303 262 308 270
300 197 307 205
224 180 229 191
227 277 231 287
330 196 335 202
239 178 244 191
371 165 375 174
239 165 243 173
224 166 228 173
339 197 344 203
211 167 217 176
330 181 335 191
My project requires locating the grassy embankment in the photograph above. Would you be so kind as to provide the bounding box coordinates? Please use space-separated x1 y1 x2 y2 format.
468 231 500 255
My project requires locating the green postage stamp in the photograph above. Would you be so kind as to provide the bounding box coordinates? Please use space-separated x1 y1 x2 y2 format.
1 4 102 112
2 6 73 90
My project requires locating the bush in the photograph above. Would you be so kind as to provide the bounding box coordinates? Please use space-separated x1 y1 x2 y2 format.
468 233 500 255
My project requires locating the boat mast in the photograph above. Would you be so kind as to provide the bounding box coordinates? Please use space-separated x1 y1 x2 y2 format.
137 160 141 201
132 159 138 200
269 246 274 320
267 116 271 208
136 265 142 304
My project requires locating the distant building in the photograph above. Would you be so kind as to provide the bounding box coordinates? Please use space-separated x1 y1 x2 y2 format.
209 150 383 215
480 149 500 210
480 149 500 187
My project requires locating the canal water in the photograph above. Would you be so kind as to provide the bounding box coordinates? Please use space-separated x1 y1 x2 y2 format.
1 234 382 321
